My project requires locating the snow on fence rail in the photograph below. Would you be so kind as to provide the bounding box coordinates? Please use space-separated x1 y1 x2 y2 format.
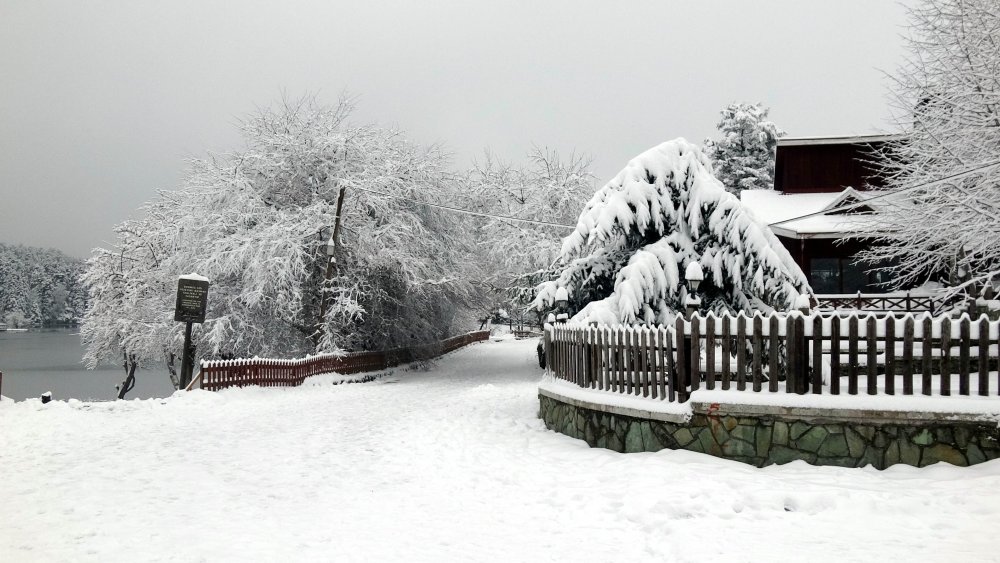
192 331 489 391
545 312 1000 403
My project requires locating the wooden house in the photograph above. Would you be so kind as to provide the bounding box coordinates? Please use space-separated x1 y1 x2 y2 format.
741 134 904 294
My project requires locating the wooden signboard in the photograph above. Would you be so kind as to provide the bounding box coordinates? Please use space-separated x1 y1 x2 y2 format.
174 276 209 323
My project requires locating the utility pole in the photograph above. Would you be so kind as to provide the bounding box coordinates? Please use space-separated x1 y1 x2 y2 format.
318 186 347 335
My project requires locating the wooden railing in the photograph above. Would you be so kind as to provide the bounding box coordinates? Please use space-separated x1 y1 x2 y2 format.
545 312 1000 402
192 331 489 391
814 292 957 314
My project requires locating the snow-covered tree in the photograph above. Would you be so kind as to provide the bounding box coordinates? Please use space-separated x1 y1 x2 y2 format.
858 0 1000 293
534 139 811 325
464 148 594 324
82 96 476 393
704 102 784 195
0 243 85 327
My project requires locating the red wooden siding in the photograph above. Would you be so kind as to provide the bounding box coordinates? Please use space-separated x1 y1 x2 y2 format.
774 141 888 194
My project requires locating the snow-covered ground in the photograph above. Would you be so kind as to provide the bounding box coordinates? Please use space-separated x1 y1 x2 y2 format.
2 338 999 562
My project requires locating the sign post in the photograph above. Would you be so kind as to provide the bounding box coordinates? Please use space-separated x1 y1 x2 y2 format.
174 274 210 389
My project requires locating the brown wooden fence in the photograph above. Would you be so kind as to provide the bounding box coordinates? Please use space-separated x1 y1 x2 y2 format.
545 312 1000 402
814 292 956 314
192 330 489 391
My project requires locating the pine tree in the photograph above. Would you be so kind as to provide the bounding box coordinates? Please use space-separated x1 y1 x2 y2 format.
703 102 784 195
534 139 810 325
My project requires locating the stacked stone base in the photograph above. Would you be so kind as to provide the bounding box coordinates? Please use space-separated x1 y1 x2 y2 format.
538 390 1000 469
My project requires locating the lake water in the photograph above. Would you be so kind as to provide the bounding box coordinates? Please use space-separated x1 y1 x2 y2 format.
0 329 175 402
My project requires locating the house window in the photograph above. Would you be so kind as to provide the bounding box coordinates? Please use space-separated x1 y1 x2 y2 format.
809 256 898 294
810 258 840 293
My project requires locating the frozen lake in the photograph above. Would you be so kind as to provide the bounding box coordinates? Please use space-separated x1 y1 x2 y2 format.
0 329 174 402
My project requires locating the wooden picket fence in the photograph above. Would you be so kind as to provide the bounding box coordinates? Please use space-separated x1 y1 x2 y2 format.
545 312 1000 402
192 330 489 391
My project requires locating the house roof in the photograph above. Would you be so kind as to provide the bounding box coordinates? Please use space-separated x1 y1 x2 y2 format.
740 188 883 239
777 134 903 147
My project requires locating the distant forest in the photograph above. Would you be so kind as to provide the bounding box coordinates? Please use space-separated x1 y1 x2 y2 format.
0 243 87 327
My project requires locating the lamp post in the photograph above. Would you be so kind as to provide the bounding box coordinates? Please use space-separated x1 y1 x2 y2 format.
682 262 703 395
684 262 703 320
555 286 569 323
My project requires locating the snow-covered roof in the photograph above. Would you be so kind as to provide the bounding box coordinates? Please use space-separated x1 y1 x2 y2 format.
740 188 882 239
777 134 903 147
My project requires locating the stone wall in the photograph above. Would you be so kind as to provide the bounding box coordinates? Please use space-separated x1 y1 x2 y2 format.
538 389 1000 469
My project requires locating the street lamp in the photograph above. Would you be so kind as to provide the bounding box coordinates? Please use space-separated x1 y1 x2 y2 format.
555 286 569 323
684 262 703 320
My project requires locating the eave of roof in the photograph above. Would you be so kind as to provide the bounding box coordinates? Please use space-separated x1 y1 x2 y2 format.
777 133 904 147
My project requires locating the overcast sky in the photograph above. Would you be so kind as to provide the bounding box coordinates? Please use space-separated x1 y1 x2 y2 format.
0 1 913 258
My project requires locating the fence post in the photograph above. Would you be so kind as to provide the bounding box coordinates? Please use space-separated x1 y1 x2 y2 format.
979 315 990 396
736 314 747 391
848 316 859 395
811 315 823 394
689 315 701 393
675 316 688 402
705 315 716 390
867 316 878 395
721 315 731 390
752 315 763 392
941 316 952 396
885 317 896 395
542 326 550 373
640 328 650 397
785 315 798 394
960 315 971 395
791 314 807 394
768 315 780 393
903 316 914 395
922 315 933 395
830 316 841 395
664 326 675 402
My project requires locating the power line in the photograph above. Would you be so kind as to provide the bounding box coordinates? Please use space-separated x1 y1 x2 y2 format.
768 159 1000 227
348 185 578 229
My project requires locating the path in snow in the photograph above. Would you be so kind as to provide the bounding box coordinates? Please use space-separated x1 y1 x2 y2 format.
1 338 999 562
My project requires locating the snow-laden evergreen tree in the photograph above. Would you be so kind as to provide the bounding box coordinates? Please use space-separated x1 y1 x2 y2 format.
534 139 811 325
857 0 1000 293
82 96 476 393
703 102 784 195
